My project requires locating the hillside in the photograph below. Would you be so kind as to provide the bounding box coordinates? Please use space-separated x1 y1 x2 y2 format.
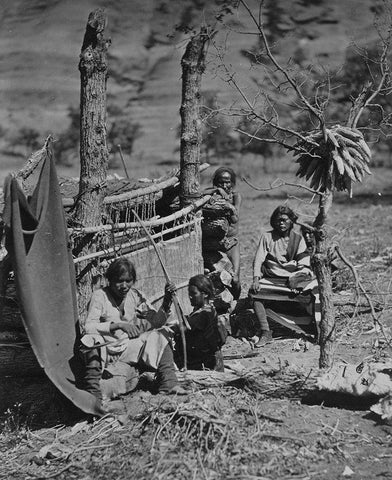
0 0 382 180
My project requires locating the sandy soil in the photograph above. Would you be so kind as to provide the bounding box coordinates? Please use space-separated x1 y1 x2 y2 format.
1 168 391 479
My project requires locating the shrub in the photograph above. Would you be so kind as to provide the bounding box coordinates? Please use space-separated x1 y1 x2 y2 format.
200 91 240 161
13 127 40 151
107 118 141 169
53 106 79 167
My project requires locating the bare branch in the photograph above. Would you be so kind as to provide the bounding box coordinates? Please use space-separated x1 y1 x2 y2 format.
242 176 323 196
349 14 392 127
239 0 325 128
334 246 390 346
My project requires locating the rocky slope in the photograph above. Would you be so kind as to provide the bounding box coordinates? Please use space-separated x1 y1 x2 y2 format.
0 0 381 177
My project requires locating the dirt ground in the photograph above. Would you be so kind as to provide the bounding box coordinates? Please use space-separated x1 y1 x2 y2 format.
1 170 392 479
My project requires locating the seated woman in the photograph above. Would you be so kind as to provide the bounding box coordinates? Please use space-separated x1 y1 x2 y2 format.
81 257 186 405
250 206 314 347
202 167 242 299
175 274 226 371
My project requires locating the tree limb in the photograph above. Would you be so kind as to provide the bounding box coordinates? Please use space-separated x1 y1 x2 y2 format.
239 0 325 128
242 176 323 196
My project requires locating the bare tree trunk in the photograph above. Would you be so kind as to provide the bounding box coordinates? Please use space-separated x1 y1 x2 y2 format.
313 189 336 368
73 9 110 319
179 28 208 208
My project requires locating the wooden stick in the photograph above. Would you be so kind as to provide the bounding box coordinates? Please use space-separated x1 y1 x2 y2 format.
73 220 198 263
131 208 189 370
117 144 130 179
68 195 210 235
62 175 177 207
62 162 210 207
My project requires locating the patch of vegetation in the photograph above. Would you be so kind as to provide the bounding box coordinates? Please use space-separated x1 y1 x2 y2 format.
194 91 241 162
12 127 41 153
52 106 142 169
53 106 79 167
0 403 30 450
107 116 142 170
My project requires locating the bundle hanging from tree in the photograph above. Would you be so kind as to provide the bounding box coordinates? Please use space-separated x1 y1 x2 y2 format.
294 125 372 196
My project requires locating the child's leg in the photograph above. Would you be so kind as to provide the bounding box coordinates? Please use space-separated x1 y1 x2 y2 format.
253 299 270 334
226 242 241 299
252 299 273 346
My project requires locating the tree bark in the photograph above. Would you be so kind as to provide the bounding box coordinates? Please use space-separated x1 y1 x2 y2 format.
179 28 208 207
73 9 110 319
313 189 336 368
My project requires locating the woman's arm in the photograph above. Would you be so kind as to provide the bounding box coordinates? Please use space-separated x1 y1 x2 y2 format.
84 290 110 335
233 191 241 215
252 232 268 292
225 191 241 224
84 290 139 337
135 284 174 330
253 233 268 278
295 236 311 268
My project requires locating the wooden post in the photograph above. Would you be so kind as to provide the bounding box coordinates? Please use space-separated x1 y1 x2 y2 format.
179 28 209 207
73 9 110 319
313 177 336 369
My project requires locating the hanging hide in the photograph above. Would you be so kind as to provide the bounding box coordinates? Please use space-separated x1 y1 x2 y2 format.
3 154 102 416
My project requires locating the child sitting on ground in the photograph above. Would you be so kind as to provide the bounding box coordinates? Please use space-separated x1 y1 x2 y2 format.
175 274 226 371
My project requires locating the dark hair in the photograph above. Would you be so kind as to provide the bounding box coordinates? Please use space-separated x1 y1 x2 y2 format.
106 257 137 284
300 225 312 234
270 205 298 229
212 167 236 187
189 274 214 299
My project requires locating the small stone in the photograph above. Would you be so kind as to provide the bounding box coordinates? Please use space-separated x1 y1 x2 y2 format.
342 465 354 477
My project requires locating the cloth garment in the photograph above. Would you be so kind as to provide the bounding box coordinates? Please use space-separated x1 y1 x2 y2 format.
251 276 321 335
178 304 224 370
202 189 239 253
3 152 102 416
82 347 104 401
253 297 269 335
253 229 311 280
83 286 169 362
155 344 178 393
81 343 177 399
81 286 178 396
251 229 320 335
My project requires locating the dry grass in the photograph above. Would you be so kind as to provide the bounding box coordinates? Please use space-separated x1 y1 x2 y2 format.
2 375 392 480
1 163 392 479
